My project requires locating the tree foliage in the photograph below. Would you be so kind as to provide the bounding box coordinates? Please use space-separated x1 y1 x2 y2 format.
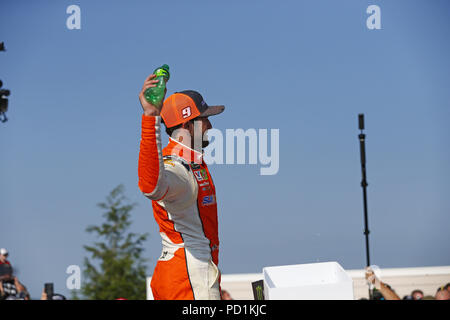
81 185 148 300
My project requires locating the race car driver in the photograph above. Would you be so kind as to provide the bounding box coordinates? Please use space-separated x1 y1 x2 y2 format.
138 74 225 300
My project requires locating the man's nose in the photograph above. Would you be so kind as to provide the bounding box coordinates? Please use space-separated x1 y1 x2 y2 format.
206 119 212 130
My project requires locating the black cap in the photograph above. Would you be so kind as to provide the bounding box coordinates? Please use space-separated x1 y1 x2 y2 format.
177 90 225 117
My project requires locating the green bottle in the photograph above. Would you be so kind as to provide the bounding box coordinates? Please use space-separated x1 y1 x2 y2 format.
144 64 170 109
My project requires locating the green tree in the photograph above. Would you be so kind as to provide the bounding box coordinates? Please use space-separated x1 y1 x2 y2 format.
80 185 149 300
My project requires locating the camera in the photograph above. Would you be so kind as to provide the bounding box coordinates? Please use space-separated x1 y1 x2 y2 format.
1 42 10 122
0 79 10 122
44 283 54 299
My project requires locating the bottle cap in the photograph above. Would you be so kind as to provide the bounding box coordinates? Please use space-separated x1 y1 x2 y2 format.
154 64 170 81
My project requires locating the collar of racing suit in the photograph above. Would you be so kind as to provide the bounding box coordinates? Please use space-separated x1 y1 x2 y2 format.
165 137 203 164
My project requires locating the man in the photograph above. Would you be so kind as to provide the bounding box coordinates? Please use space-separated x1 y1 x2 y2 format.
411 289 424 300
0 248 10 265
138 74 225 300
0 248 17 299
365 267 401 300
0 248 12 281
221 289 233 300
435 286 450 300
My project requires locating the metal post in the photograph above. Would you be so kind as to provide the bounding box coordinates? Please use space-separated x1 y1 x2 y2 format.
358 114 373 299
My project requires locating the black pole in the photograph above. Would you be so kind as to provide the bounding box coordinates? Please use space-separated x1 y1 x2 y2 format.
358 114 373 299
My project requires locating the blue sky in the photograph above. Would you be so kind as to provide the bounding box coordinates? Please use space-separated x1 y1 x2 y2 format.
1 0 449 299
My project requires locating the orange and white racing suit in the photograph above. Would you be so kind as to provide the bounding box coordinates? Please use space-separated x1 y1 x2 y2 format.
138 115 221 300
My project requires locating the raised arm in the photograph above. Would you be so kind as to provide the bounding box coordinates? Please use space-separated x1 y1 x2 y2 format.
365 267 401 300
138 114 169 200
137 75 193 202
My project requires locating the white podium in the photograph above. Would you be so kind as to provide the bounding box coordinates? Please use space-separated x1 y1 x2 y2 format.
263 261 354 300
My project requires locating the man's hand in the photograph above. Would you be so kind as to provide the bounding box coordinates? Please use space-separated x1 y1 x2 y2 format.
139 74 166 116
365 267 381 290
365 267 401 300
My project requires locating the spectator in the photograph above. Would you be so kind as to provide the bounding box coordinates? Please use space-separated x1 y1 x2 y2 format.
0 248 10 265
411 289 424 300
3 286 29 300
41 290 67 300
14 277 30 300
0 248 13 281
0 249 15 300
435 286 450 300
365 266 401 300
0 248 28 300
371 288 385 300
221 290 233 300
1 278 18 299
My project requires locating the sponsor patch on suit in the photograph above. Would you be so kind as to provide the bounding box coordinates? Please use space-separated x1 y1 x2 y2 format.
164 159 175 167
194 169 208 182
202 195 215 206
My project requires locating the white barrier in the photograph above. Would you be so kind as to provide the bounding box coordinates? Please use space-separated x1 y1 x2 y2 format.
146 277 154 300
263 261 354 300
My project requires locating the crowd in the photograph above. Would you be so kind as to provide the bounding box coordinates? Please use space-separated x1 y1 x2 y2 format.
0 248 30 300
1 248 448 300
365 267 450 300
0 248 66 300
